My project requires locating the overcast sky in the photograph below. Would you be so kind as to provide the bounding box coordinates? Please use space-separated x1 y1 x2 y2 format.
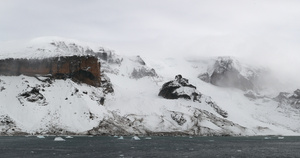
1 0 300 69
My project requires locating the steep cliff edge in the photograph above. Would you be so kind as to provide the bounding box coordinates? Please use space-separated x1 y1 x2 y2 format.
0 56 101 87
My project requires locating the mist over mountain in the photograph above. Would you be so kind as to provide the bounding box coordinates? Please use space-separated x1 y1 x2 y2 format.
0 37 299 136
2 0 300 95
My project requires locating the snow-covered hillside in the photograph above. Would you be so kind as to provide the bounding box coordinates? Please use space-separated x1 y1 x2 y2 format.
0 37 299 136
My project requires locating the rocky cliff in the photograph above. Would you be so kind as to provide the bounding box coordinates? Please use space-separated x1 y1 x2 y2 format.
198 57 261 91
0 56 101 87
274 89 300 109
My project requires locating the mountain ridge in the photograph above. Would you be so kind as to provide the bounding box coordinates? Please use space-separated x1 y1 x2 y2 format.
0 37 299 136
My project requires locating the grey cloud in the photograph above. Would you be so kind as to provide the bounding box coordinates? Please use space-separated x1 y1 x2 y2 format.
0 0 300 82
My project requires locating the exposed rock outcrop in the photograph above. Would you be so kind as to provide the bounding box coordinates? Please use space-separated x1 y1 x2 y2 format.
131 67 157 79
100 73 114 94
97 50 122 65
0 115 23 135
97 51 122 75
0 55 101 87
159 75 228 118
18 87 47 106
88 108 245 136
210 57 254 90
170 111 187 126
274 89 300 109
130 56 158 79
158 75 199 100
198 57 260 91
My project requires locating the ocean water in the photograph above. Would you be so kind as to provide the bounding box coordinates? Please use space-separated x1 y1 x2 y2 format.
0 136 300 158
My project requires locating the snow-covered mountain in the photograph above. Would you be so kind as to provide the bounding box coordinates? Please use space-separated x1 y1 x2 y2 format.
0 37 299 136
197 56 266 91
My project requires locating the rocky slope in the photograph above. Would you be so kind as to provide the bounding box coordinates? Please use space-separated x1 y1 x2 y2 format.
198 56 265 91
274 89 300 109
0 37 299 136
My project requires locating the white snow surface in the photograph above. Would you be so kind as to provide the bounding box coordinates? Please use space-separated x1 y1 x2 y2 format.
0 36 108 59
0 37 299 136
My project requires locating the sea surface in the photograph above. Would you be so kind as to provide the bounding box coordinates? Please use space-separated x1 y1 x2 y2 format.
0 136 300 158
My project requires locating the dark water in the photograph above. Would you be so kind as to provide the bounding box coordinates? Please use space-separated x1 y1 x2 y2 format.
0 136 300 158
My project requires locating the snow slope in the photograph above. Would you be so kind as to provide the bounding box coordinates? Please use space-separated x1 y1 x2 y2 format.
0 37 299 136
0 36 110 59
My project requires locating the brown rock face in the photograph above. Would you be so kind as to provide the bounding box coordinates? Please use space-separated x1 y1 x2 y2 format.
0 56 101 87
